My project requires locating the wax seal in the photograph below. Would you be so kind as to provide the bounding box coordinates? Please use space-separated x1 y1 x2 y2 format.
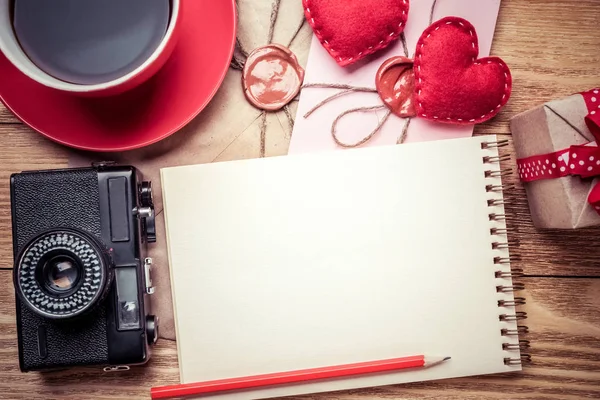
375 56 416 118
242 44 305 111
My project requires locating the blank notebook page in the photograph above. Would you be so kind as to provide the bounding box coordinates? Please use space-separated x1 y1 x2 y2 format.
161 135 521 399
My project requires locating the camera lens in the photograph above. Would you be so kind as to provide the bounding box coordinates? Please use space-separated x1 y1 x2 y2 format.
44 255 81 292
14 230 114 320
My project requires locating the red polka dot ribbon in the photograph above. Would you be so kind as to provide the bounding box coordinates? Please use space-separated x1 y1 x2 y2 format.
517 88 600 212
517 145 600 182
584 88 600 138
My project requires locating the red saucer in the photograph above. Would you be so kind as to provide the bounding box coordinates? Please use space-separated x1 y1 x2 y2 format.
0 0 236 152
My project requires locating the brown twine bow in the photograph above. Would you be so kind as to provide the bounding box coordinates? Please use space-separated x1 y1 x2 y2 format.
302 83 412 147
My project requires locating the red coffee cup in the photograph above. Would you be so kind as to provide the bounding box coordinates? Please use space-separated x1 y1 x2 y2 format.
0 0 182 97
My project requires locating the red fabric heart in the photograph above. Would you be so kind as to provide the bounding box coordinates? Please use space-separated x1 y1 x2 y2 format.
413 17 512 125
303 0 409 67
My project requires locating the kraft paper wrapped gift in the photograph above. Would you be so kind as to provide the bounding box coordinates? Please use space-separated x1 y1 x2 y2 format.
511 88 600 229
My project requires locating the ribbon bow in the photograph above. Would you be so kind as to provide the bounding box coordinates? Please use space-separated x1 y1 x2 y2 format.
517 88 600 211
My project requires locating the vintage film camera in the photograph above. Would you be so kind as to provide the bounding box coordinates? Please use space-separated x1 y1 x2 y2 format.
11 163 158 371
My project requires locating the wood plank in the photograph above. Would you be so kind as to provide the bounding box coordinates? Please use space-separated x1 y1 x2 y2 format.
0 0 599 398
0 103 20 124
0 272 598 399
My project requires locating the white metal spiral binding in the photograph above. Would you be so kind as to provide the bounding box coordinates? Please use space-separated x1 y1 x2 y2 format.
498 297 527 307
501 326 529 336
482 138 531 367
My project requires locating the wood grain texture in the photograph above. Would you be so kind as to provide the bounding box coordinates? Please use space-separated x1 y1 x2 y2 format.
0 0 599 398
0 103 19 124
0 272 598 400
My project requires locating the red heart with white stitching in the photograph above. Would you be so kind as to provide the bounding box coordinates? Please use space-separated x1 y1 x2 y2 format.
413 17 512 125
303 0 409 67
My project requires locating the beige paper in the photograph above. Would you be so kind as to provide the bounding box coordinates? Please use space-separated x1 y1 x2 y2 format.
161 135 521 399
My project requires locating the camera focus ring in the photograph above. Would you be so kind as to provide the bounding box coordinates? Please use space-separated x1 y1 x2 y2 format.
15 230 113 319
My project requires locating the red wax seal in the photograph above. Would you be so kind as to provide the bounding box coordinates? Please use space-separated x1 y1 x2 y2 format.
242 44 305 111
375 56 416 118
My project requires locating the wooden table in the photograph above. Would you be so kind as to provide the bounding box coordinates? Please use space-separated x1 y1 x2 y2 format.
1 1 600 399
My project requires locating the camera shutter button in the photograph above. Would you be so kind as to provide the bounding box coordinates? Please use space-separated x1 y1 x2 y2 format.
92 161 116 170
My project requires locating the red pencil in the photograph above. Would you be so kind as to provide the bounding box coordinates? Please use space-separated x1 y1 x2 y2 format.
151 355 450 399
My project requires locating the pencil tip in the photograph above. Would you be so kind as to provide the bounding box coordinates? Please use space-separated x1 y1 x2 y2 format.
443 357 451 361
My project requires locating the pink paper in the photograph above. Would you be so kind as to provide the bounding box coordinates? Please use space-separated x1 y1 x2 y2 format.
288 0 502 155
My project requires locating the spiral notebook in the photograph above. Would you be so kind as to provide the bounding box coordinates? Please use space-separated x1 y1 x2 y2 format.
160 135 528 399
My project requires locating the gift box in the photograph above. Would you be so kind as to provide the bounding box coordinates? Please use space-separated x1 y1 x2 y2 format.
511 88 600 229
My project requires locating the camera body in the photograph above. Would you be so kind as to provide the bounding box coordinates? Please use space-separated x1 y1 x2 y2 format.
11 164 158 372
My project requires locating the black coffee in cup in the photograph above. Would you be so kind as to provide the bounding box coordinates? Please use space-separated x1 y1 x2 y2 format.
12 0 170 85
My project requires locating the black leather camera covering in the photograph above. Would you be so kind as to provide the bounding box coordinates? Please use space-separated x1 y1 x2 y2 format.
11 168 109 371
